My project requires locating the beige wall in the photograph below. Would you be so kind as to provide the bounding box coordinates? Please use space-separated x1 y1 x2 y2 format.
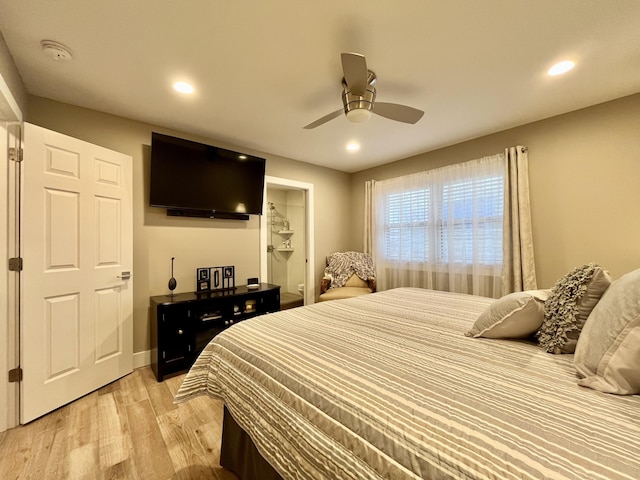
20 92 640 352
350 93 640 288
26 96 352 353
0 31 27 117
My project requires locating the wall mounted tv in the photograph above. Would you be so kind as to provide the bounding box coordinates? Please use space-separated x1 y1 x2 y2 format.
149 132 266 220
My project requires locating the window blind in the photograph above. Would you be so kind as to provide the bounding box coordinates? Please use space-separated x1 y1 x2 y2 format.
380 161 504 267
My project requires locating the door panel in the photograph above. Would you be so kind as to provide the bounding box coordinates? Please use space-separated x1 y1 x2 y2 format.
96 195 121 265
21 123 133 423
95 287 122 362
45 293 80 379
45 188 79 268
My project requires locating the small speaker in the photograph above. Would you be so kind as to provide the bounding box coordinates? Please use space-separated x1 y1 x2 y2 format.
247 277 259 290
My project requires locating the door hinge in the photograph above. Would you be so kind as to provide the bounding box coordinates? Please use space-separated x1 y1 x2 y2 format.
8 257 23 271
8 147 23 163
8 367 22 383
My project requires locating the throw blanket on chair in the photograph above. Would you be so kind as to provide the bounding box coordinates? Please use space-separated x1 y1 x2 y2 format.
325 251 375 289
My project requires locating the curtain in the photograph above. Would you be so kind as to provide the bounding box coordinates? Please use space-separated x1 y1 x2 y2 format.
502 146 537 294
367 148 536 298
364 180 375 254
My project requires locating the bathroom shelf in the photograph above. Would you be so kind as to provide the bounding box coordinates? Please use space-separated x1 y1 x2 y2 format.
277 247 294 252
277 230 294 235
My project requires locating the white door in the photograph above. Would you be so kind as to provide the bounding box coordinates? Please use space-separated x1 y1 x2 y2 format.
21 123 133 423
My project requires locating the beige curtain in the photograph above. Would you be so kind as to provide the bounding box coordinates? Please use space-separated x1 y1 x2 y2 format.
502 146 537 294
363 180 375 254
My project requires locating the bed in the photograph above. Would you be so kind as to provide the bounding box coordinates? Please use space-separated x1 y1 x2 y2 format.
174 287 640 480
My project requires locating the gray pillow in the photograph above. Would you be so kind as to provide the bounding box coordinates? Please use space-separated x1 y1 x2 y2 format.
574 268 640 394
466 290 550 339
537 264 612 354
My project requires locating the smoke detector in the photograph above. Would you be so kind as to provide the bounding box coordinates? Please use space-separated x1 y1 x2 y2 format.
40 40 73 61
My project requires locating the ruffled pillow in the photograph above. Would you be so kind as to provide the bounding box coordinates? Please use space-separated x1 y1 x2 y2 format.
537 264 612 354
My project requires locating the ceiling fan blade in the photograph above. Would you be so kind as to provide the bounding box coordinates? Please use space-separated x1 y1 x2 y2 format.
374 102 424 124
341 52 368 97
303 109 343 129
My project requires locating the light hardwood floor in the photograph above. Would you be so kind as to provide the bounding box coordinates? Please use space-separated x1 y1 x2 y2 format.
0 367 239 480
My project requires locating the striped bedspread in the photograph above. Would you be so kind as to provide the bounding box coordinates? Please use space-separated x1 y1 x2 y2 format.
175 288 640 480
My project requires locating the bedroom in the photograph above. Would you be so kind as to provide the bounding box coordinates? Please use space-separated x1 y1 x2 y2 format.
1 1 639 478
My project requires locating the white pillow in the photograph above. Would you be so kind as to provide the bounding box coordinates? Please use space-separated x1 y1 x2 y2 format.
574 268 640 395
466 290 550 339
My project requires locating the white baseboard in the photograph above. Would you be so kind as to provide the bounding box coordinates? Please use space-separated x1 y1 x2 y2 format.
133 350 151 369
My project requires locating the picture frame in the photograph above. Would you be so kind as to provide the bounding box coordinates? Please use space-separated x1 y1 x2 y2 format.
211 267 224 290
198 265 236 292
196 267 211 293
198 268 210 281
223 265 235 290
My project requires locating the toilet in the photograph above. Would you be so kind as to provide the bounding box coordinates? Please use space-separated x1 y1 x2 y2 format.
297 283 304 296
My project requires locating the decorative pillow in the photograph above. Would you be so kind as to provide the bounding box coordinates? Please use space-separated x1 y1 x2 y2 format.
465 290 551 339
537 264 612 354
574 268 640 394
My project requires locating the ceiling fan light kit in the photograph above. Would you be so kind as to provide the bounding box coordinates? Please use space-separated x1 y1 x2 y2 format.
304 52 424 129
342 75 376 123
346 108 372 123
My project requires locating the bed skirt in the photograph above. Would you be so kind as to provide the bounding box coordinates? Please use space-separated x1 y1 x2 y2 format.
221 406 284 480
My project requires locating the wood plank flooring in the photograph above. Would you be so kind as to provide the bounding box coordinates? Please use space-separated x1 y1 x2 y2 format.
0 367 239 480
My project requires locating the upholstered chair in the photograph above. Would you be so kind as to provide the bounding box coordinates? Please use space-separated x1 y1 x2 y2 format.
318 252 376 302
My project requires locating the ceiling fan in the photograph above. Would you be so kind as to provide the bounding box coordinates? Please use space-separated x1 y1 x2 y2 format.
304 52 424 129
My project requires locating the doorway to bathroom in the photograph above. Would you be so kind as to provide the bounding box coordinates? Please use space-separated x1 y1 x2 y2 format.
260 176 315 309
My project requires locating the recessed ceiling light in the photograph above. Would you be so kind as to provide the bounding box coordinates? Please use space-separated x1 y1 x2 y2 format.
173 81 194 94
238 155 247 160
548 61 575 76
346 142 360 152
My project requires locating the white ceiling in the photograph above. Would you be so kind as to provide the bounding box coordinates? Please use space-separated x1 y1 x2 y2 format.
0 1 639 173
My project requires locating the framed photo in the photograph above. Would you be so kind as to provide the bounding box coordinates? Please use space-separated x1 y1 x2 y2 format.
196 267 211 293
197 268 210 281
224 266 234 278
222 265 235 290
207 265 236 291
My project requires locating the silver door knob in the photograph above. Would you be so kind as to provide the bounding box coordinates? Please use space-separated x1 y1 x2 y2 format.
117 271 131 279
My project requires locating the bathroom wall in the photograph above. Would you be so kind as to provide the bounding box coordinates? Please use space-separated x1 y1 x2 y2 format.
284 190 305 295
266 188 305 295
267 189 287 289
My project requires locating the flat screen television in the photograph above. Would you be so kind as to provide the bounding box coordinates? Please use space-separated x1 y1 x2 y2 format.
149 132 266 219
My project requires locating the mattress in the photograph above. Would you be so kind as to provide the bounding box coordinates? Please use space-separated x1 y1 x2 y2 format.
175 287 640 480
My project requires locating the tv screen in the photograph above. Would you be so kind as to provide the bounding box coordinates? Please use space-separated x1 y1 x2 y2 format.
149 133 266 216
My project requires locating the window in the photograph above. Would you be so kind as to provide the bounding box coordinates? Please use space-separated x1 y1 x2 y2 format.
384 188 431 261
370 148 533 298
377 156 505 268
439 176 504 265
